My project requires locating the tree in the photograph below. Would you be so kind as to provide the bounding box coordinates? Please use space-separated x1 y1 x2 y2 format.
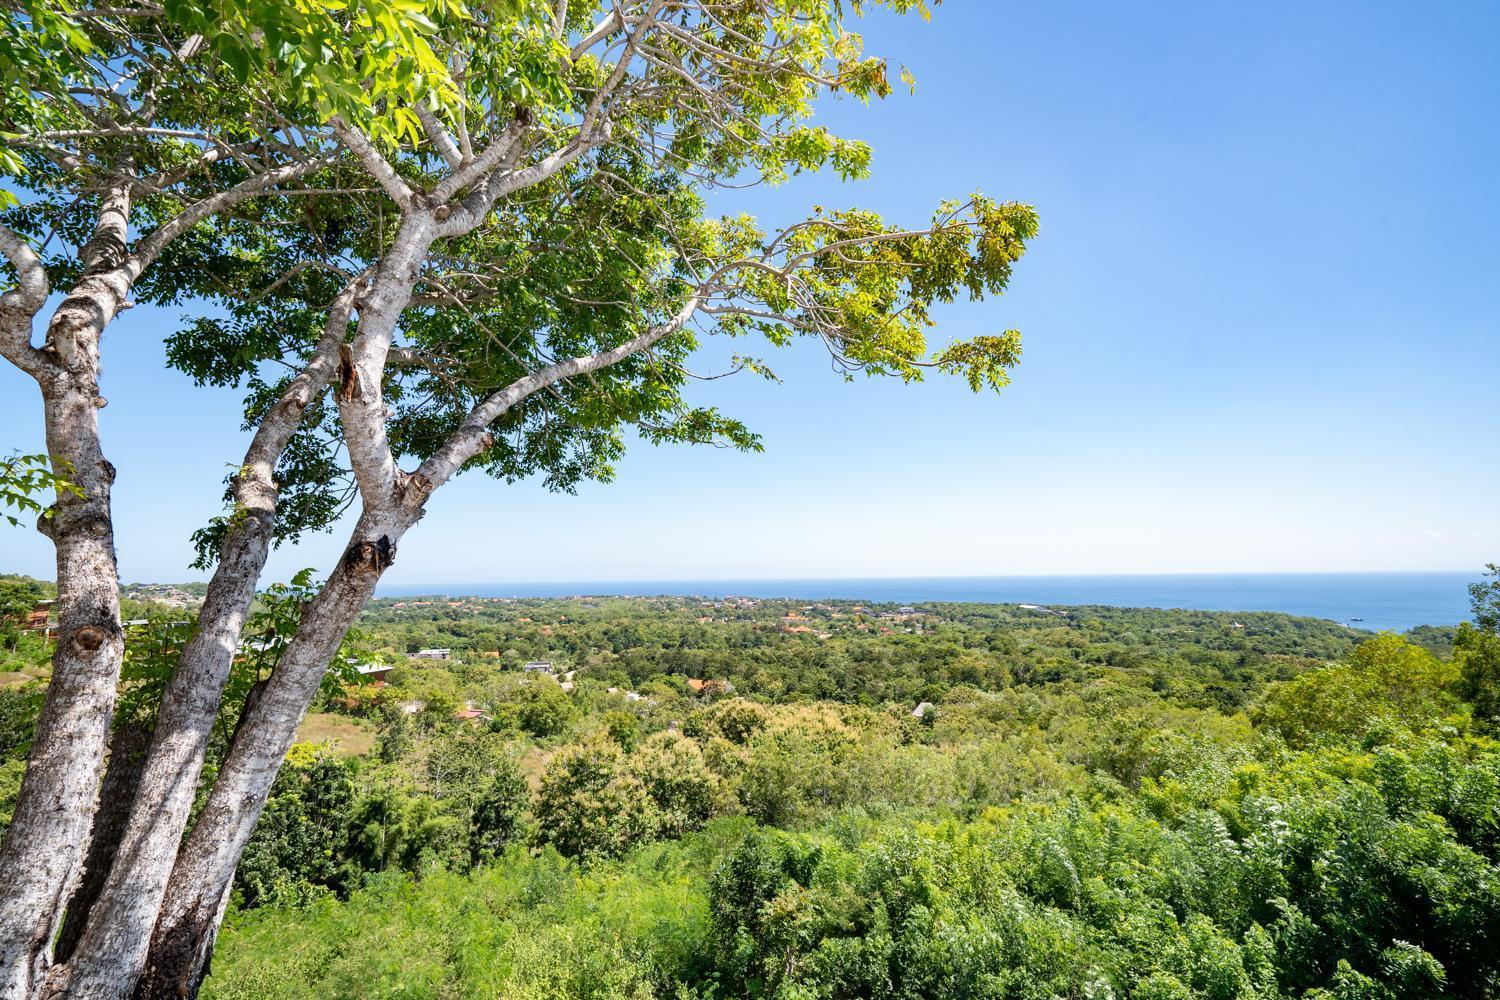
468 753 528 864
232 744 356 909
0 3 1038 997
534 736 658 860
1457 564 1500 726
514 681 575 739
631 731 721 838
1252 634 1460 747
0 4 453 994
601 709 641 751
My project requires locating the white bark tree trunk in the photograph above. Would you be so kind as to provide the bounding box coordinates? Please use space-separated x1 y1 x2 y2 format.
134 506 419 1000
43 284 364 1000
130 225 436 1000
0 185 136 996
0 368 125 999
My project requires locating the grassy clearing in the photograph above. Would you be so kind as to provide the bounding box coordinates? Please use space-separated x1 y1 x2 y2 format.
295 713 375 757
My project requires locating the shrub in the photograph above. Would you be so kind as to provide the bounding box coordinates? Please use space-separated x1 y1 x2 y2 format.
534 737 659 859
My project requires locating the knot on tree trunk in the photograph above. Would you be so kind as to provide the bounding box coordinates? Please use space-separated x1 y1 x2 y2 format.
343 534 395 574
394 472 433 508
71 624 111 652
46 506 113 540
80 232 127 277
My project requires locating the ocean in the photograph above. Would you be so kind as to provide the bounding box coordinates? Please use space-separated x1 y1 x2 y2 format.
377 571 1480 632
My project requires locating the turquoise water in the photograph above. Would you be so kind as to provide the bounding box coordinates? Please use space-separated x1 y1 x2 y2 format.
378 572 1479 632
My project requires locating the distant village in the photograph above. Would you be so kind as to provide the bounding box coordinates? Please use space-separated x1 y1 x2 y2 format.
8 584 1285 730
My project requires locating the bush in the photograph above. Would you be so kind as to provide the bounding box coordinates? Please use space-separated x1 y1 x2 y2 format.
601 709 640 751
632 731 722 838
515 681 575 739
534 737 659 859
234 744 355 907
469 753 529 863
1252 634 1461 746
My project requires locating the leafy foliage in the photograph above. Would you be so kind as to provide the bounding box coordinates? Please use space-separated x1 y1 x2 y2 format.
109 571 1487 997
1457 564 1500 726
0 452 78 529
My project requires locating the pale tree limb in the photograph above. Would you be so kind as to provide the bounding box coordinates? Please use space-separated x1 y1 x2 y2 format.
330 118 415 208
0 223 49 377
0 204 129 1000
414 101 462 168
129 151 341 276
333 218 441 508
419 290 706 488
135 505 414 1000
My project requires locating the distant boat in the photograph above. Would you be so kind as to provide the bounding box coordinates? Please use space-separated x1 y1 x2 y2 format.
1350 617 1364 622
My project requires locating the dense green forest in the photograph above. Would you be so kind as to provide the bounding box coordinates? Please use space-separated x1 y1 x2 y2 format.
8 575 1500 998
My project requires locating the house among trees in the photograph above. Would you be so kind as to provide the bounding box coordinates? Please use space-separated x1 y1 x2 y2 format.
413 648 452 660
355 662 392 685
24 600 53 632
524 660 554 673
453 702 488 724
687 678 735 698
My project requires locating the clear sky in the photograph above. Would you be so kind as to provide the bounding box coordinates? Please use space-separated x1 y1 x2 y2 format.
3 2 1498 584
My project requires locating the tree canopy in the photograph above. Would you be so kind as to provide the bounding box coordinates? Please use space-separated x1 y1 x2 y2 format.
0 3 1040 997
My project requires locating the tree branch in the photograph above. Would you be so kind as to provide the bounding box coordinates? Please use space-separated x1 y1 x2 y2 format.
0 224 49 377
414 102 462 168
416 289 706 490
128 152 340 277
331 118 414 207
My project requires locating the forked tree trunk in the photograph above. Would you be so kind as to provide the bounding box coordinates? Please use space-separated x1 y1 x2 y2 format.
41 516 280 1000
130 222 441 999
45 285 362 1000
134 508 417 1000
54 722 153 965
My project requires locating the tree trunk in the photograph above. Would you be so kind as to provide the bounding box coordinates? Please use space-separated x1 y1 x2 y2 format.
0 186 134 997
54 723 153 965
42 522 277 1000
0 372 126 999
46 283 362 1000
133 506 418 1000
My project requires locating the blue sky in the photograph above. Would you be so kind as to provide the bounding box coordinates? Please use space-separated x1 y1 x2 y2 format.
3 1 1498 584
